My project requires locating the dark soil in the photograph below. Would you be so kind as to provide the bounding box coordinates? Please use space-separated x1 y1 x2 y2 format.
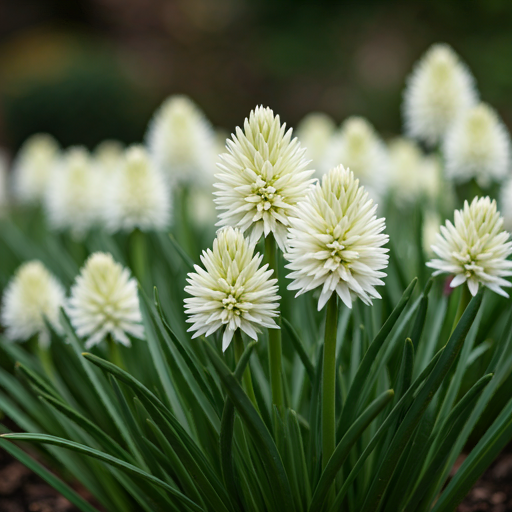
0 444 100 512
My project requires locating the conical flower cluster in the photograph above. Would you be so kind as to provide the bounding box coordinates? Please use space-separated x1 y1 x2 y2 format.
1 261 65 347
184 227 280 351
427 197 512 296
323 117 389 200
285 165 389 310
105 145 171 232
12 134 59 205
44 147 101 237
67 252 144 348
146 95 216 185
215 106 315 250
403 43 477 146
443 103 510 186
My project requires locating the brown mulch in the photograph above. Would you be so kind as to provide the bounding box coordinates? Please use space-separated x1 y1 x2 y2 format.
456 451 512 512
0 443 100 512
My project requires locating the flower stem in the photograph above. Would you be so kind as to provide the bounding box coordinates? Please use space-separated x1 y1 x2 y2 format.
130 228 147 286
451 283 471 334
265 234 284 411
108 337 125 370
233 330 259 411
322 294 338 469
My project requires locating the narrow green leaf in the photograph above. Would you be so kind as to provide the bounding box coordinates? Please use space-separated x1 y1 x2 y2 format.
282 317 315 382
0 433 203 512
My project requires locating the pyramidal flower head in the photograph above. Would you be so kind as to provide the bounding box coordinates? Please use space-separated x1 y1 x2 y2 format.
214 106 315 251
184 227 280 351
403 43 478 146
67 252 144 349
500 178 512 231
443 103 510 186
427 197 512 297
285 165 389 310
1 261 65 347
44 147 101 237
12 134 59 205
388 137 441 204
146 95 216 185
296 112 336 177
105 145 171 233
323 117 389 200
94 140 124 175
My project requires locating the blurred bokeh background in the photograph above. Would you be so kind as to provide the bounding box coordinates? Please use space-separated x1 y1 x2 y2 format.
1 0 512 151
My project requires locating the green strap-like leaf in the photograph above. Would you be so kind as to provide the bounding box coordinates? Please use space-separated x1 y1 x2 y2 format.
204 341 295 512
0 433 203 512
282 317 315 382
309 389 394 512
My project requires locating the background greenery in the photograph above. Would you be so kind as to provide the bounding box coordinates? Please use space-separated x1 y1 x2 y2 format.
1 0 512 150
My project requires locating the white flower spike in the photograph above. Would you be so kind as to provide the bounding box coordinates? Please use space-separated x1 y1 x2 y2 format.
215 106 315 251
105 145 171 233
443 103 510 187
146 95 216 185
403 43 478 146
285 165 389 310
1 261 65 347
323 117 389 201
427 197 512 297
67 252 144 349
184 227 280 351
12 134 59 205
296 112 336 177
44 147 101 237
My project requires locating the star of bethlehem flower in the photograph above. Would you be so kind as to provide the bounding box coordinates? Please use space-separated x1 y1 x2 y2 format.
443 103 510 187
12 133 59 205
285 165 389 311
1 261 65 347
322 117 389 201
427 197 512 297
388 137 441 205
184 227 280 351
67 252 144 349
94 140 124 175
146 94 216 185
214 106 315 251
296 112 336 177
104 145 171 233
403 43 478 146
44 147 101 237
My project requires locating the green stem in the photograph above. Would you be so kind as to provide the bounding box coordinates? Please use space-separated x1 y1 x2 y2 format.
451 284 471 334
130 228 147 286
108 337 125 370
33 338 57 385
265 234 284 411
233 330 259 411
322 294 339 469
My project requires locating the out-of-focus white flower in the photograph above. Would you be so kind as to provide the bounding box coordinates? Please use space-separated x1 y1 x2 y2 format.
146 95 216 185
443 103 510 186
1 261 65 347
322 117 389 201
388 137 441 204
285 165 389 310
12 134 59 205
104 145 171 233
422 211 442 256
296 112 336 177
215 106 314 251
500 179 512 231
427 197 512 296
184 227 280 351
188 187 217 229
403 43 478 146
44 147 101 237
94 140 124 175
67 252 144 348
